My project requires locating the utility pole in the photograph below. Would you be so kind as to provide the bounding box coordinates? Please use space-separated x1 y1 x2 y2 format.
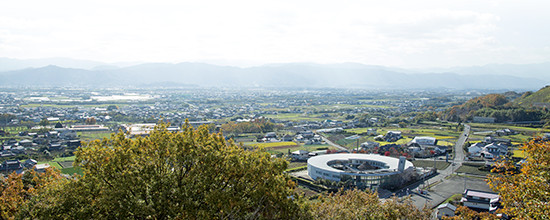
463 176 467 191
434 155 437 171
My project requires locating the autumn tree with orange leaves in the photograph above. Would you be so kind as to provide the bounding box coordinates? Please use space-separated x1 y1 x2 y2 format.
487 137 550 219
0 168 64 219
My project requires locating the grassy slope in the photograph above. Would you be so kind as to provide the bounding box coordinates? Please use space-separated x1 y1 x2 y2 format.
513 86 550 106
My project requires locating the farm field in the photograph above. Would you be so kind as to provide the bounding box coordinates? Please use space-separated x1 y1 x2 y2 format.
78 131 113 141
513 149 526 158
248 141 333 155
455 164 491 176
411 160 450 170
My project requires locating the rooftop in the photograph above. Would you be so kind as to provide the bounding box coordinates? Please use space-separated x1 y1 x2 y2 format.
307 153 413 174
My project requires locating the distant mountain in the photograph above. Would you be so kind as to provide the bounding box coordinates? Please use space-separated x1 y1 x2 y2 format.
422 62 550 81
0 62 547 90
0 65 119 86
0 57 142 72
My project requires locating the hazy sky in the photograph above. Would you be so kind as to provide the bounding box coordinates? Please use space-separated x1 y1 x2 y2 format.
1 0 549 68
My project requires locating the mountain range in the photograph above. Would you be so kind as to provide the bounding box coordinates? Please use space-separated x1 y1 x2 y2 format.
0 58 548 90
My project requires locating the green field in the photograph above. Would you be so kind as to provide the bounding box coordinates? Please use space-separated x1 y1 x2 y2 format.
469 123 550 133
455 164 491 176
52 156 76 162
262 113 327 122
78 131 113 141
412 160 450 170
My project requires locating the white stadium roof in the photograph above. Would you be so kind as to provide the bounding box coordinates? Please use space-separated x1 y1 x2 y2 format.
307 153 413 173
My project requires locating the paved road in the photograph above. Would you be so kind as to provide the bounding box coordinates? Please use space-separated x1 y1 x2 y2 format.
408 175 491 209
394 124 472 208
317 126 477 209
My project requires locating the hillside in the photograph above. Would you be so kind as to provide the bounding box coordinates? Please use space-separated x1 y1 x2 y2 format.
443 94 509 121
513 86 550 107
444 87 549 123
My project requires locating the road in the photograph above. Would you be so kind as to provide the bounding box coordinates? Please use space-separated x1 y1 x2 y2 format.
318 125 475 208
400 124 472 208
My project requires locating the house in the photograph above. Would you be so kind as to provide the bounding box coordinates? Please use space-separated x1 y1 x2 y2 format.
19 139 33 147
23 159 38 169
290 150 310 161
34 163 51 173
468 142 485 156
480 143 507 159
67 140 81 148
436 203 457 219
384 131 402 142
58 129 77 139
360 141 380 149
264 132 277 139
300 130 315 139
0 160 23 174
366 128 377 136
11 146 25 154
282 134 294 142
48 143 64 151
410 136 437 146
461 189 500 212
484 136 511 145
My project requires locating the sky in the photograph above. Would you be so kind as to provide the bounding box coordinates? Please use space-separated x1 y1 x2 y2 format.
1 0 550 68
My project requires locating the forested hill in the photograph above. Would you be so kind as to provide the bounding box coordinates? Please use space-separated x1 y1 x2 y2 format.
513 86 550 107
443 86 550 124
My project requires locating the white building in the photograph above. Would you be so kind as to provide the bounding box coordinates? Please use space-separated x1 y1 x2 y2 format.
461 189 500 212
307 154 414 189
410 136 437 146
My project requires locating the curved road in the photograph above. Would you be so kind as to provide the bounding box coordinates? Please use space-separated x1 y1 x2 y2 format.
451 124 469 171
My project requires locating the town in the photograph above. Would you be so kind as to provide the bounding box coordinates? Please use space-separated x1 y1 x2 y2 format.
1 86 549 218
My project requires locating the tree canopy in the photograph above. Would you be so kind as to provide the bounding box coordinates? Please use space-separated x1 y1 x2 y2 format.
487 138 550 218
308 189 431 219
22 123 304 219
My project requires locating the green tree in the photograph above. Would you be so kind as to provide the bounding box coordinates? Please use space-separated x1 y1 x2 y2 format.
0 113 16 125
39 118 49 126
487 138 550 218
24 123 304 219
309 189 430 219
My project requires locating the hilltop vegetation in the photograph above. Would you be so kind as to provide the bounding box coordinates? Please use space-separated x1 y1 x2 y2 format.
444 86 550 125
513 85 550 107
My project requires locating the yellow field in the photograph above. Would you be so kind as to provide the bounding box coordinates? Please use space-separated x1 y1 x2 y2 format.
513 149 526 158
253 141 298 148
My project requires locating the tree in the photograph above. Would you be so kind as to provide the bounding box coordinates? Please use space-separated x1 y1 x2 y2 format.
444 206 498 219
487 138 550 218
85 117 96 125
0 113 16 125
309 189 431 219
0 168 64 219
39 118 49 126
24 123 304 219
